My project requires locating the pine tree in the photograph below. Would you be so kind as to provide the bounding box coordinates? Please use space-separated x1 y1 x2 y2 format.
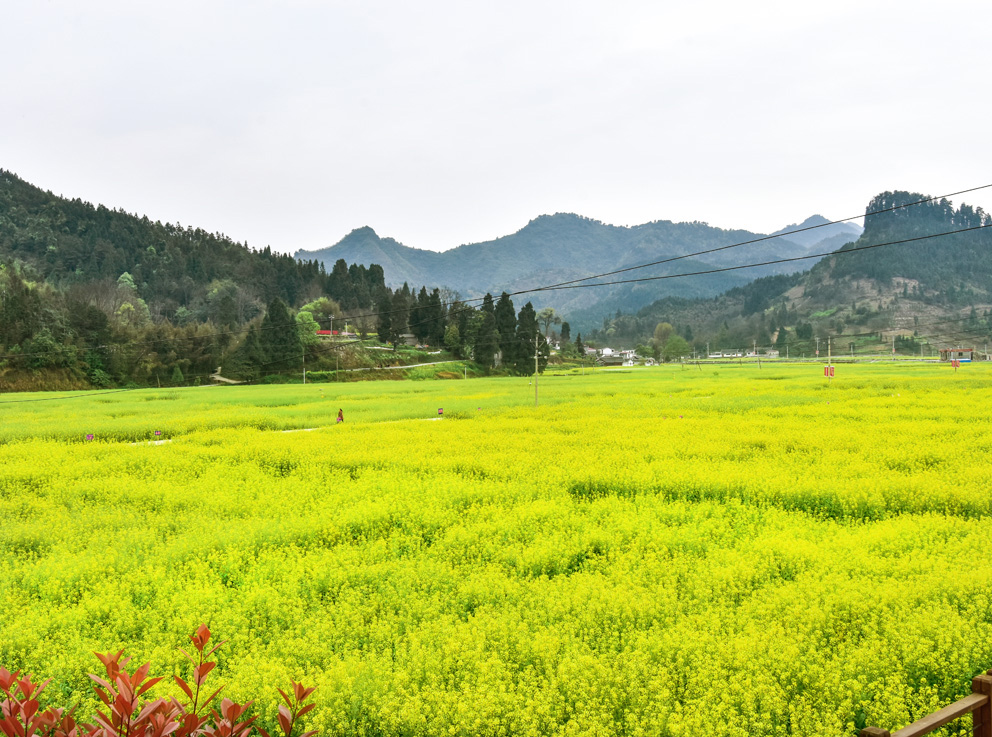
473 311 498 368
377 291 397 347
513 302 548 375
494 292 517 368
259 298 301 370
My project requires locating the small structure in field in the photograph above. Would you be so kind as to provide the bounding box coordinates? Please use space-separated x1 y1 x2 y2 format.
596 354 624 367
940 347 973 362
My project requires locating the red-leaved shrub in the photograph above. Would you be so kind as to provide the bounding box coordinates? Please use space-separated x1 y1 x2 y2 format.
0 626 315 737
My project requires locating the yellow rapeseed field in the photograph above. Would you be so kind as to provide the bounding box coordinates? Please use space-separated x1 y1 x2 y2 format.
1 363 990 736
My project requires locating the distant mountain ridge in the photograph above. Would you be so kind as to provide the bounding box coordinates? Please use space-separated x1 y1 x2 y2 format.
770 215 863 250
296 213 862 328
591 190 992 350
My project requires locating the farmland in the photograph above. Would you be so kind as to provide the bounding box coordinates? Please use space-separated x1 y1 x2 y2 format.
2 363 992 736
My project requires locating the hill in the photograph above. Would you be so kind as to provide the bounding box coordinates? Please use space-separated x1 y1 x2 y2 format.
770 214 863 250
296 213 860 330
0 170 387 390
0 169 385 321
589 191 992 356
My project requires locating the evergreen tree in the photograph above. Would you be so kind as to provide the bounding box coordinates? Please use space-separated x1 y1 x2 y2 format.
473 311 498 368
377 291 397 347
494 292 517 368
411 286 429 341
428 288 445 346
226 325 264 380
560 321 571 342
259 298 301 370
575 333 584 356
444 323 461 356
513 302 548 374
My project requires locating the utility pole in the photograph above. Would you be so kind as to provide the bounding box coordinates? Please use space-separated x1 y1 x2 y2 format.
828 336 832 383
815 337 820 361
534 333 539 408
331 315 339 380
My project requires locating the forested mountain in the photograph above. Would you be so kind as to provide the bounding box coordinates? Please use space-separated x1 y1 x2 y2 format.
0 170 560 391
0 169 388 320
296 213 861 328
0 170 388 390
588 191 992 356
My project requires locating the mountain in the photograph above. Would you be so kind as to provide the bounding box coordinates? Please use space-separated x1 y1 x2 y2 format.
770 214 862 251
0 169 383 322
590 191 992 352
297 213 829 330
0 170 388 390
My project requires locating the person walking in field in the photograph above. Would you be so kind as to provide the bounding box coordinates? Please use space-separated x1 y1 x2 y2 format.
337 408 344 423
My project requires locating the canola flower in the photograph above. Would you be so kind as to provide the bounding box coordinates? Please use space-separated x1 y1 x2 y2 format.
1 363 991 736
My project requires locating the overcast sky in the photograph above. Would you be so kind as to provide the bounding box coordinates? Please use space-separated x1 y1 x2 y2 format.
3 1 990 255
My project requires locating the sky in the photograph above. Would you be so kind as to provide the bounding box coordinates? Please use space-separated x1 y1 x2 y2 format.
3 0 990 255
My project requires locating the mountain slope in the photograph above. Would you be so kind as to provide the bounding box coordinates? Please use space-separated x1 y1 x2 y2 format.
591 191 992 350
0 169 382 321
297 213 827 329
771 214 862 250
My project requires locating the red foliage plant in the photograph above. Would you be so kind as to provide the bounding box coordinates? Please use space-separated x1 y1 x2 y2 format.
0 626 315 737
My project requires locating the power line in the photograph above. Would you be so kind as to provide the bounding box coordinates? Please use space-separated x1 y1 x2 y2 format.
3 192 991 401
527 223 992 292
524 183 992 293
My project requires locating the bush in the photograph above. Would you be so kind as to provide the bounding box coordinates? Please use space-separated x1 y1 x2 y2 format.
0 626 315 737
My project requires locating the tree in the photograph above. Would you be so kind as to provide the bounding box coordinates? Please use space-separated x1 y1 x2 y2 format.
494 292 516 366
171 365 185 385
298 296 342 329
662 335 691 362
295 310 320 349
652 322 674 349
377 291 398 347
226 325 264 380
513 302 548 374
411 286 429 342
536 307 561 338
560 321 571 343
472 310 498 368
575 333 584 356
259 298 301 370
444 323 461 356
427 288 445 346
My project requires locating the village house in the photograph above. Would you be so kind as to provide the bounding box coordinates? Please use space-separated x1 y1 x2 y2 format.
940 347 973 362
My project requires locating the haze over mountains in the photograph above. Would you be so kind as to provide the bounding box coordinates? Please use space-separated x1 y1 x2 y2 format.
296 214 862 327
